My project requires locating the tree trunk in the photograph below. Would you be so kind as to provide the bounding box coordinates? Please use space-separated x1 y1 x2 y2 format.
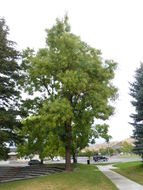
73 153 77 164
40 159 43 164
65 124 72 171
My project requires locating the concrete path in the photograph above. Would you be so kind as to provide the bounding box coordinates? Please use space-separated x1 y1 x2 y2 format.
97 165 143 190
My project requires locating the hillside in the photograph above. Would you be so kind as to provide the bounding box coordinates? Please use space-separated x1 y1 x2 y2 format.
84 137 135 152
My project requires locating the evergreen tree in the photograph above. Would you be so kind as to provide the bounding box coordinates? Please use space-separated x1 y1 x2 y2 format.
0 18 22 159
130 63 143 158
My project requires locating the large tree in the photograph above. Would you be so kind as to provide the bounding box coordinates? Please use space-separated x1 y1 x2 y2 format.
21 15 117 171
0 18 22 159
130 63 143 158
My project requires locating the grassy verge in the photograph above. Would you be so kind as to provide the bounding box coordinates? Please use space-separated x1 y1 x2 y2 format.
113 161 143 185
0 164 117 190
95 162 116 166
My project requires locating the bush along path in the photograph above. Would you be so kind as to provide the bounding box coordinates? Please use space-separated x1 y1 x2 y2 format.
97 164 143 190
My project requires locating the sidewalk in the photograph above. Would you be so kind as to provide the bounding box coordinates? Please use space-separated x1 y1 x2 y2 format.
97 165 143 190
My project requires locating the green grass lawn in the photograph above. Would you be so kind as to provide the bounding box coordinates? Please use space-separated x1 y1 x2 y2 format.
0 164 117 190
113 161 143 185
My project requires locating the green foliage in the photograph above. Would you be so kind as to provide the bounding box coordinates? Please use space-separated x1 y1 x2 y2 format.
130 63 143 157
17 115 64 160
0 144 9 160
18 98 72 160
120 142 133 154
0 18 22 160
86 150 94 158
99 147 114 155
20 15 117 170
95 124 112 142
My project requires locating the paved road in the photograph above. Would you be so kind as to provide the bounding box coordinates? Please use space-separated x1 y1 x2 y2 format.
97 165 143 190
0 156 141 167
94 156 141 164
77 156 141 164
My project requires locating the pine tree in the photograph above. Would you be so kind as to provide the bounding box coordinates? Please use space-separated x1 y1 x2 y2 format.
130 63 143 159
0 18 22 160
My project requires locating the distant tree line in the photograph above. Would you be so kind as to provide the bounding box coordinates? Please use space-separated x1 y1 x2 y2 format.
78 141 134 157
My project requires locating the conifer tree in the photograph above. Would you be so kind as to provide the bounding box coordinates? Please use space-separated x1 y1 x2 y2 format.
0 18 22 159
130 63 143 159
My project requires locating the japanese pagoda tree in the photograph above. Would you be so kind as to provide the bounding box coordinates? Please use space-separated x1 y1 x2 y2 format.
21 15 117 171
130 63 143 159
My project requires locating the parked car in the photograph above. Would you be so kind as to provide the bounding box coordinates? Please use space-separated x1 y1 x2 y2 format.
93 155 108 162
28 159 41 166
52 156 60 161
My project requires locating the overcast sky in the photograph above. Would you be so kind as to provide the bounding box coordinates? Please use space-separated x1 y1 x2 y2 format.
1 0 143 141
